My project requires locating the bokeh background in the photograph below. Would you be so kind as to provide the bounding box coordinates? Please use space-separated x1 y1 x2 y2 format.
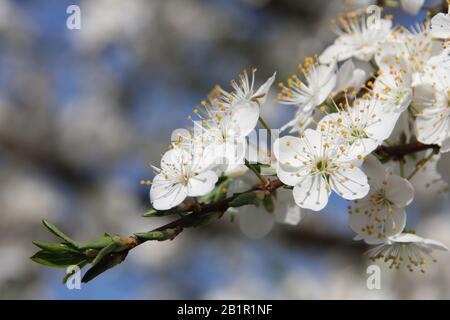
0 0 449 299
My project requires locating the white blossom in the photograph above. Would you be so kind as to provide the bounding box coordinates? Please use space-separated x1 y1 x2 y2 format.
320 12 392 64
373 54 413 112
366 233 448 272
150 147 218 210
273 129 370 211
376 23 435 86
278 58 336 113
317 98 400 158
349 155 414 244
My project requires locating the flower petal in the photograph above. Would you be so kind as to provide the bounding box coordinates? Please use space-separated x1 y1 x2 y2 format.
330 165 369 200
187 171 218 197
150 174 187 210
385 175 415 207
252 72 276 105
292 174 330 211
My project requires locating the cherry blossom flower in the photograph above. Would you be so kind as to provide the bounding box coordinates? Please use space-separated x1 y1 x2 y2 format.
278 58 336 113
373 54 413 112
366 233 448 272
150 147 218 210
273 129 370 211
317 98 400 158
319 12 392 64
278 58 336 133
349 155 414 244
376 23 434 86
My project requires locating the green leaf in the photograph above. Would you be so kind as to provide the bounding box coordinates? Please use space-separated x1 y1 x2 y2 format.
262 196 275 213
229 192 259 208
42 220 79 248
30 250 86 268
76 235 114 250
32 241 80 254
82 251 128 283
142 207 179 217
134 228 179 241
92 242 121 266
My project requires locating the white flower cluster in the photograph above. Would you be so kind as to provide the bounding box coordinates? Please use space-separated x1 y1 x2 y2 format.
150 6 450 270
274 7 450 270
150 69 276 210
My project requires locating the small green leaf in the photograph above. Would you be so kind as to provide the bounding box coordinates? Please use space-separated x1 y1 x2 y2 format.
142 207 179 217
42 220 79 248
76 235 114 250
262 196 275 213
30 250 86 268
229 192 259 208
82 251 128 283
32 241 80 254
134 228 179 241
92 242 121 266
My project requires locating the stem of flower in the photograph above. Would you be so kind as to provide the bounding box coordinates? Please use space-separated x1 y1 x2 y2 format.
244 159 268 186
258 116 272 139
407 150 438 181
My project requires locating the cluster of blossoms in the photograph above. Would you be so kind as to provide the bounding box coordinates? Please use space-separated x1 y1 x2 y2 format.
150 5 450 272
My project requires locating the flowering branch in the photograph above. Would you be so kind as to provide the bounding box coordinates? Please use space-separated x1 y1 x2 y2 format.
30 140 436 283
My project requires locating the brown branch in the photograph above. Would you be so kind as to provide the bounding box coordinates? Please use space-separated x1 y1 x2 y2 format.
375 142 439 160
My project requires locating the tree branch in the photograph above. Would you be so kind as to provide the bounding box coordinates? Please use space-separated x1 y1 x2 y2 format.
31 142 438 283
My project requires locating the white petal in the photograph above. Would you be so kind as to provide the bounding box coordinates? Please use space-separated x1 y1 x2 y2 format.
160 148 185 172
349 202 406 244
390 233 424 243
385 175 415 207
422 238 449 251
276 165 304 186
273 136 304 167
231 101 260 137
335 59 367 92
186 171 218 197
252 72 276 104
415 112 450 145
363 154 388 182
319 44 354 64
431 12 450 39
292 174 330 211
239 206 275 239
348 138 379 159
330 165 369 200
365 108 401 141
150 174 187 210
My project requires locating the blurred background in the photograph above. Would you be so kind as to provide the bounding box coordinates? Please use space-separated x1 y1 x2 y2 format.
0 0 449 299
